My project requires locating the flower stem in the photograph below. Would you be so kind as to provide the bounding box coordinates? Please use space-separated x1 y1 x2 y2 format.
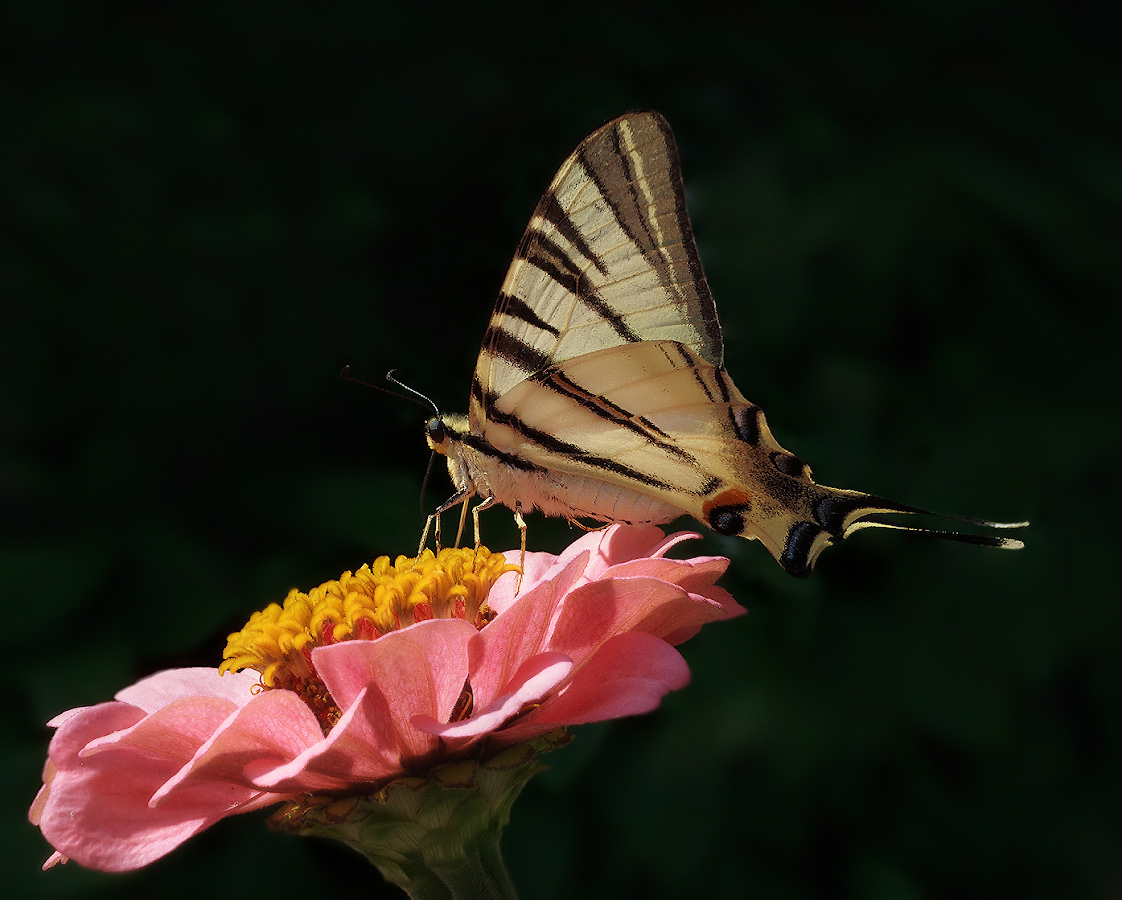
355 835 516 900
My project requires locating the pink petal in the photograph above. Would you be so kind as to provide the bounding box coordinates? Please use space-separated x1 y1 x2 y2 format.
601 554 732 598
495 632 689 744
547 575 739 661
115 667 261 712
489 524 672 609
34 699 285 872
570 524 677 579
245 686 405 791
583 558 746 643
249 619 477 791
412 652 573 740
484 548 586 615
151 690 330 802
648 529 706 559
82 694 264 763
314 618 477 717
465 552 588 707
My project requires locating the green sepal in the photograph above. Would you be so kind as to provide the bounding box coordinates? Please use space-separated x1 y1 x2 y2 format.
269 730 570 900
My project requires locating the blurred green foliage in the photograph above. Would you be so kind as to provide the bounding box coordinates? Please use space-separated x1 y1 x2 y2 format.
4 2 1118 898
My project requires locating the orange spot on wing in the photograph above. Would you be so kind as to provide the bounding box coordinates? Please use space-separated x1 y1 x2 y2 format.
703 488 753 517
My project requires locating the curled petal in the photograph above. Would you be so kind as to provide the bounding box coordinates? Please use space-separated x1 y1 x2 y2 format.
463 554 589 708
495 632 690 744
412 652 574 740
151 690 328 803
33 695 285 872
116 667 262 713
549 574 743 655
246 686 407 791
487 524 675 612
313 618 478 755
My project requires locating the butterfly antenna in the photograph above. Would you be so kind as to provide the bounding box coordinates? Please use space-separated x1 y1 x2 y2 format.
343 366 446 528
377 371 451 533
340 365 439 412
385 370 440 415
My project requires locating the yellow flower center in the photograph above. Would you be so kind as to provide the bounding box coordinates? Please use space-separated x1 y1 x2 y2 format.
220 547 516 731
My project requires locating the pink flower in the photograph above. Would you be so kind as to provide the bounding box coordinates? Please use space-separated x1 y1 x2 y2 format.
30 525 744 872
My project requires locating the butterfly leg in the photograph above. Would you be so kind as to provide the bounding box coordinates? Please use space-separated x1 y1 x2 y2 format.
417 489 473 560
416 514 436 561
513 503 527 590
470 496 496 550
453 496 470 549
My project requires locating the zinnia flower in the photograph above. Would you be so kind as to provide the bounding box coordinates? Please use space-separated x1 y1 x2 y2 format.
30 525 744 890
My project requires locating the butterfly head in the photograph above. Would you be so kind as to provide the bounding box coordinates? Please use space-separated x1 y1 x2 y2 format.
423 411 479 498
425 412 471 451
425 416 448 453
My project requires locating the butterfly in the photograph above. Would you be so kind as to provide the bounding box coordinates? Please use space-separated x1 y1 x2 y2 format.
420 111 1025 575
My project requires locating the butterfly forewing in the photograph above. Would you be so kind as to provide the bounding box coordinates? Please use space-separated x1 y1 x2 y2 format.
473 112 722 430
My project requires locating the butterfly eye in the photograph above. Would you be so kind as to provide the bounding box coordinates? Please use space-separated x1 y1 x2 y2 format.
426 417 446 446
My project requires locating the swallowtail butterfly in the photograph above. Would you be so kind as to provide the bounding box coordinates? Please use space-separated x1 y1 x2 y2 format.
421 111 1025 575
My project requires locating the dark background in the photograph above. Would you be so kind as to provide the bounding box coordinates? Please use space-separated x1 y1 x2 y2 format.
5 3 1118 898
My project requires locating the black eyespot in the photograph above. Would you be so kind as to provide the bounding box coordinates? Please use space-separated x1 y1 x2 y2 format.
709 508 746 536
813 495 863 535
732 407 761 444
780 522 825 577
770 451 806 477
426 417 446 444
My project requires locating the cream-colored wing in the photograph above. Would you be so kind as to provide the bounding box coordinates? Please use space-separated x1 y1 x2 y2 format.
470 111 721 432
481 342 1025 575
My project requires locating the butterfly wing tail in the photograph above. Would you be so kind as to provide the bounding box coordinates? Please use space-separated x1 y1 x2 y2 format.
771 487 1028 577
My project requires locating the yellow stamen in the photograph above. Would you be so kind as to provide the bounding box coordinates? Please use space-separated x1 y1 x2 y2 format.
220 547 517 730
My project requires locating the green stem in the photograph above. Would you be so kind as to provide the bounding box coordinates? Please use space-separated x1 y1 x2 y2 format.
351 830 517 900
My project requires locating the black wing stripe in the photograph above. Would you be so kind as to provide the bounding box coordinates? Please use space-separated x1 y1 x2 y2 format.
459 433 541 472
483 322 552 373
584 122 693 309
712 367 746 437
646 116 720 343
497 292 561 337
535 368 698 464
539 191 610 277
664 343 715 402
711 366 735 404
484 404 696 494
520 233 641 344
577 116 723 366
